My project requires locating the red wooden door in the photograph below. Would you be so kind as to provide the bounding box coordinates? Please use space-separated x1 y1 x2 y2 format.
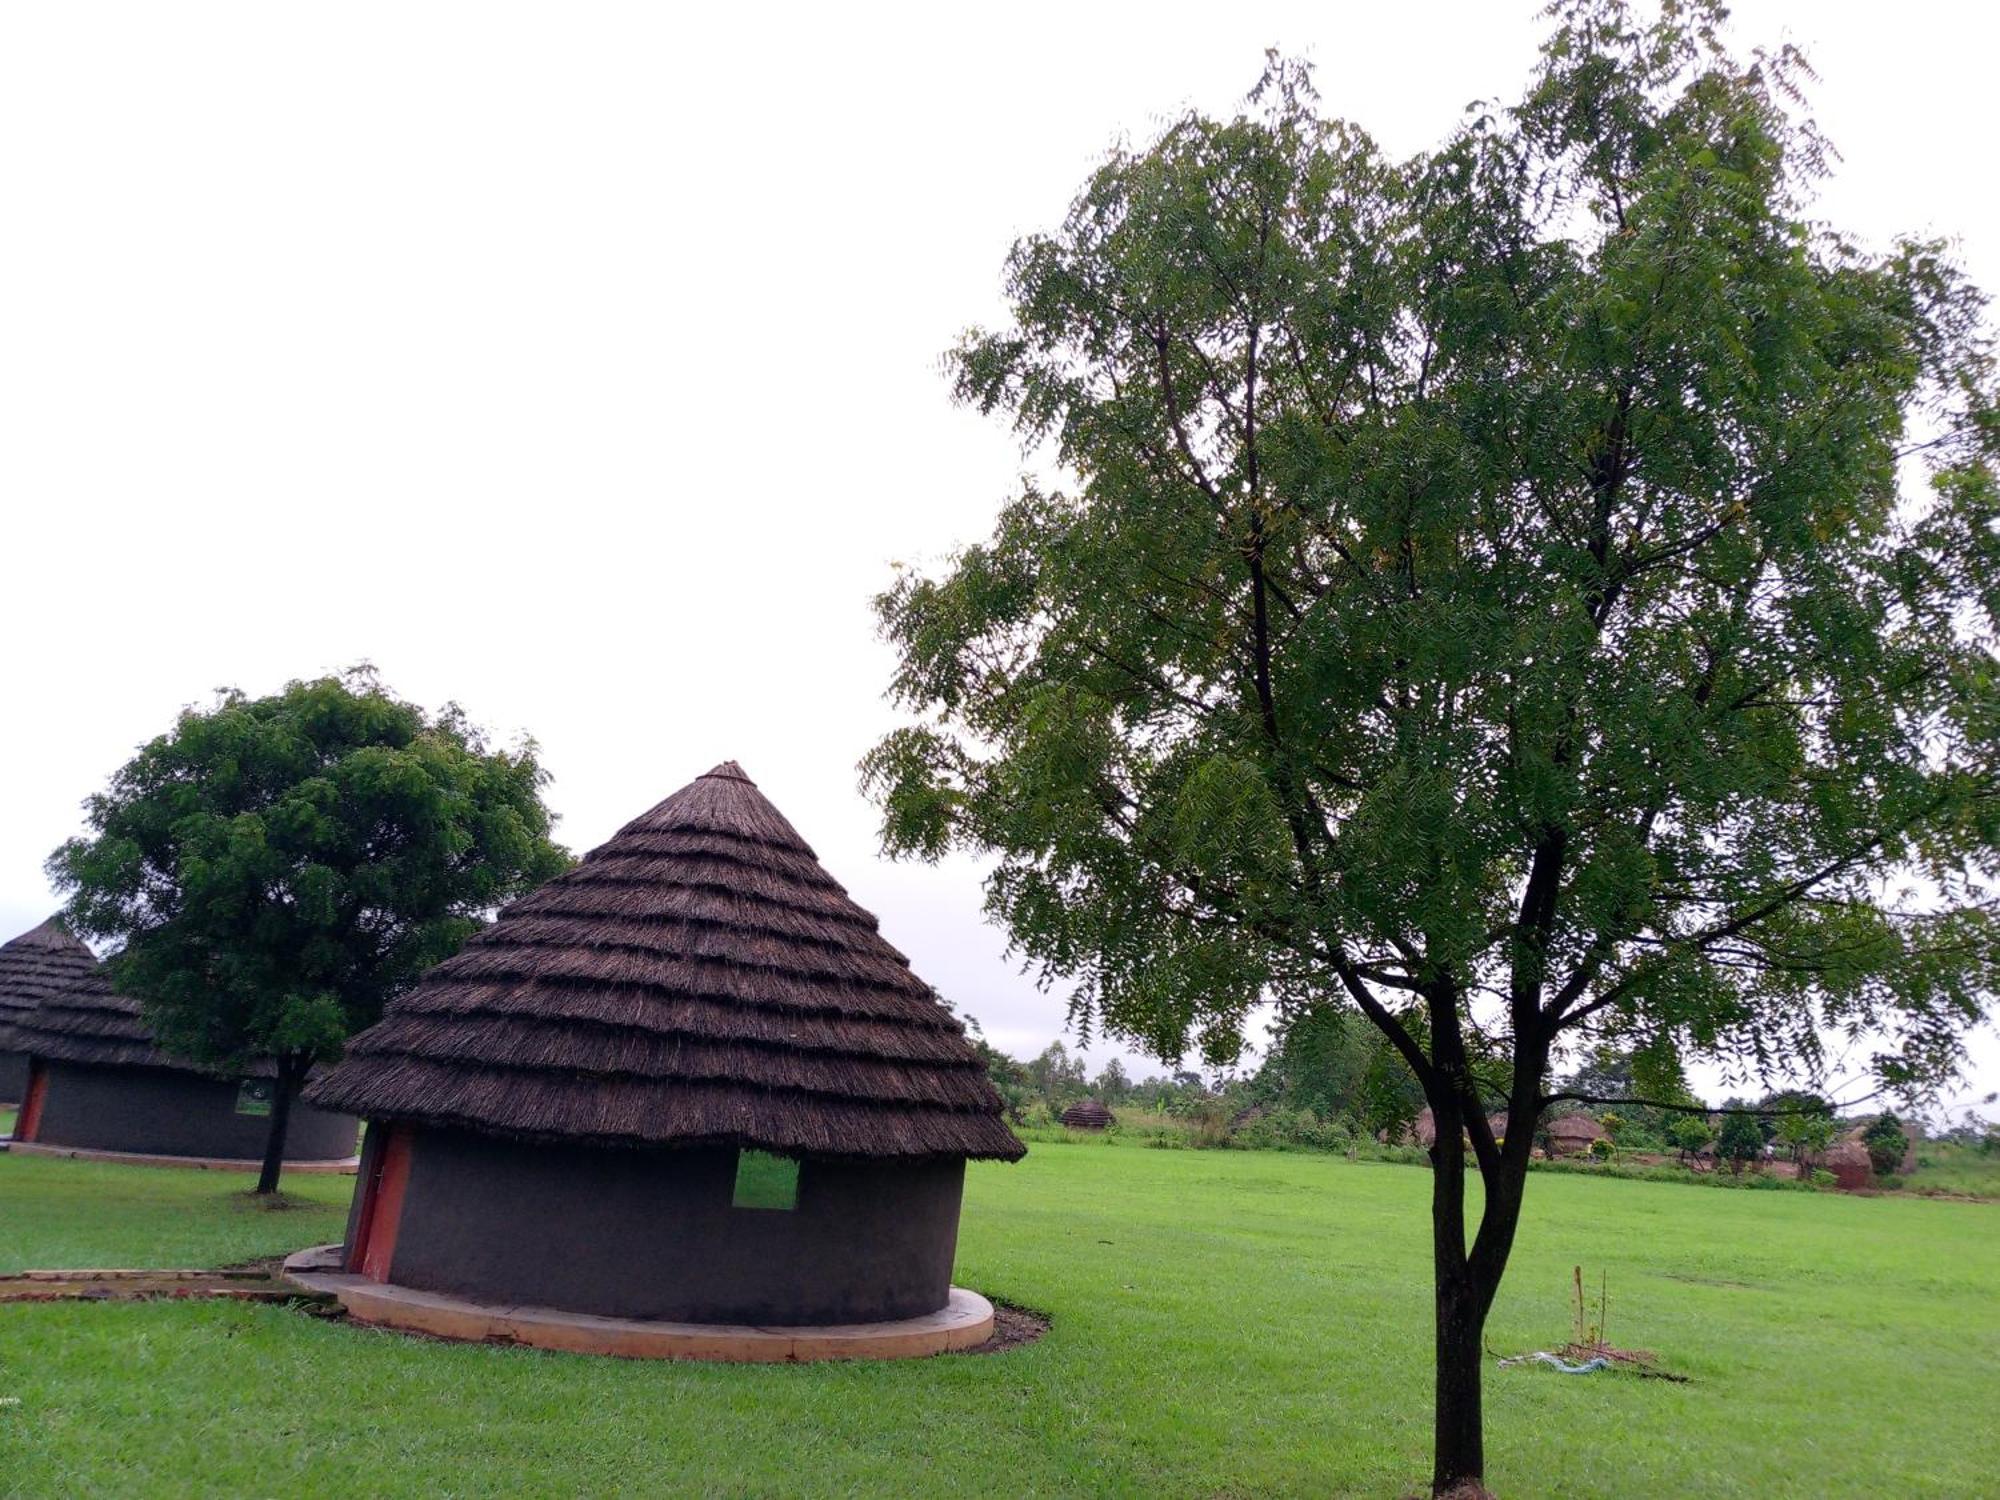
350 1126 414 1282
15 1061 48 1142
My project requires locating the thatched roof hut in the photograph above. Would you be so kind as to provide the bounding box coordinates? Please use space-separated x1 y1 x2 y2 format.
7 950 357 1165
1823 1139 1874 1191
1061 1098 1115 1130
1411 1108 1511 1149
1842 1115 1918 1175
307 762 1023 1330
1546 1113 1608 1156
0 918 97 1103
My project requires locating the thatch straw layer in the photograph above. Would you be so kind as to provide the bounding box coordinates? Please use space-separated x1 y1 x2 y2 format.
0 918 100 1045
1060 1098 1115 1130
3 919 292 1079
3 961 182 1072
310 763 1024 1161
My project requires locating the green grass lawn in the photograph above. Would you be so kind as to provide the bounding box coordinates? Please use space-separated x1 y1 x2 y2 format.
1 1143 1994 1498
1905 1139 2000 1199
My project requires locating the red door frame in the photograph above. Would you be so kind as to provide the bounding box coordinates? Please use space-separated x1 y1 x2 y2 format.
349 1126 413 1282
15 1061 48 1142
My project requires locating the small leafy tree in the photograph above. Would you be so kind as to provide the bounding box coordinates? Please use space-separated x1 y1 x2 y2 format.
1092 1057 1134 1103
1670 1114 1714 1168
1024 1040 1090 1110
1773 1099 1836 1174
50 670 570 1193
1257 1004 1426 1139
865 5 2000 1492
1862 1112 1911 1176
1716 1114 1766 1174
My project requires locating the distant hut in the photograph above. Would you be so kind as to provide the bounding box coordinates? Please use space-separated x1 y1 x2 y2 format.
0 918 97 1105
1823 1139 1873 1191
1062 1098 1116 1130
304 763 1024 1349
1842 1116 1918 1175
1411 1108 1513 1149
1546 1114 1608 1158
7 960 358 1165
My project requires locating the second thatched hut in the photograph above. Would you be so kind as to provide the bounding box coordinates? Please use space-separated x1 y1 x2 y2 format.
0 918 97 1105
6 956 358 1165
1061 1098 1115 1130
305 762 1023 1342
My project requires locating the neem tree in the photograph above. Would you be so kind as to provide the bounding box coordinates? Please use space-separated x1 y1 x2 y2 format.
50 669 570 1194
864 3 2000 1493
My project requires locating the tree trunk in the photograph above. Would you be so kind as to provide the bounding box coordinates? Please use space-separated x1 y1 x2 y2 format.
1429 1101 1490 1498
1427 1092 1533 1499
254 1055 303 1196
1434 1266 1490 1499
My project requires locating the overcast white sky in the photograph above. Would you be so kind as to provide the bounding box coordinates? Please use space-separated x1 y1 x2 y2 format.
2 2 1994 1117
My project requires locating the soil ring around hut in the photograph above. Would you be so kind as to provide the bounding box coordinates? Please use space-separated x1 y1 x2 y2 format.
0 1259 332 1307
280 1244 1046 1362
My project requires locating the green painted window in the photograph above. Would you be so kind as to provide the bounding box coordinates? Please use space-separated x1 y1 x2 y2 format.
234 1079 274 1117
731 1150 800 1211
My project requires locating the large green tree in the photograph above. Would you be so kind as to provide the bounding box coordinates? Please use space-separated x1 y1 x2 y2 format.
863 4 2000 1493
50 669 570 1194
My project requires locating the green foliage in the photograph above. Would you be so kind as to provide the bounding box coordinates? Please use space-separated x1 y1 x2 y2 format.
1716 1112 1766 1170
1024 1040 1090 1111
1251 1005 1425 1141
868 0 2000 1131
1862 1112 1910 1176
1671 1113 1715 1164
865 3 2000 1482
1090 1056 1133 1103
49 668 570 1080
1904 1138 2000 1199
1230 1106 1357 1154
1531 1154 1818 1192
1773 1099 1836 1169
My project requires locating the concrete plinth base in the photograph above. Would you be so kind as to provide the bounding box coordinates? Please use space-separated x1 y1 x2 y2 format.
281 1244 996 1361
9 1141 359 1173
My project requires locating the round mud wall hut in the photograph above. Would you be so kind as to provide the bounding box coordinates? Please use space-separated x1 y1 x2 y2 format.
6 963 359 1164
0 918 97 1105
1061 1099 1115 1131
1545 1113 1608 1158
307 761 1025 1329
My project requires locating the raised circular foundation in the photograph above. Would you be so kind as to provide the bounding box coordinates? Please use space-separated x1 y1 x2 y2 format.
281 1244 995 1361
8 1141 359 1173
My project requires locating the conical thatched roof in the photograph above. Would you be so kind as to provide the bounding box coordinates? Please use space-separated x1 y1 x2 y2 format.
3 950 183 1071
309 763 1025 1161
0 918 102 1049
1548 1113 1607 1143
1061 1098 1115 1130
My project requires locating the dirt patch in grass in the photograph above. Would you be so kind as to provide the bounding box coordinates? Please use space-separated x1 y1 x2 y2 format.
0 1265 325 1305
227 1190 321 1213
955 1299 1049 1356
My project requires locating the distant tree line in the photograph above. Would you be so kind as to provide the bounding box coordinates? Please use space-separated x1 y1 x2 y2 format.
976 1024 1938 1176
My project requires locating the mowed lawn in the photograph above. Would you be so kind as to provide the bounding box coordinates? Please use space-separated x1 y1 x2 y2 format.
1 1143 1994 1498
